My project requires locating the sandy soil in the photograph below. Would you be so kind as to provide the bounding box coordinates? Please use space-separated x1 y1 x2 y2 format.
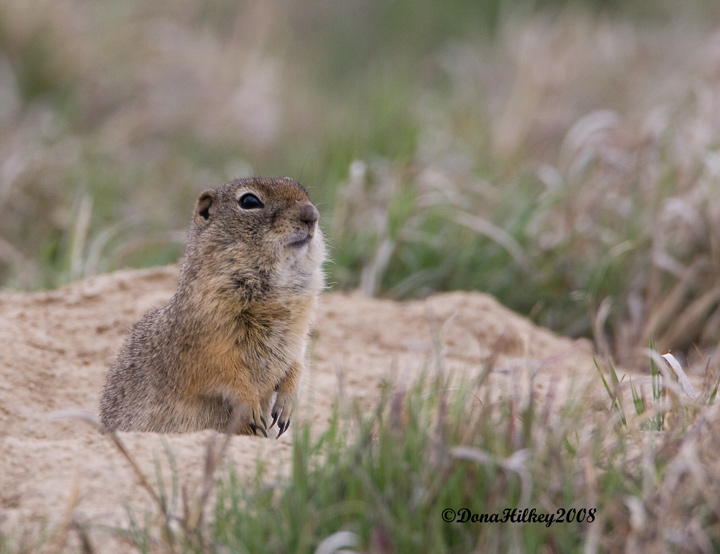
0 266 602 550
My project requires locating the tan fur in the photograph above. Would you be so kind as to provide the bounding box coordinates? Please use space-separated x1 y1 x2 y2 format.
99 177 326 436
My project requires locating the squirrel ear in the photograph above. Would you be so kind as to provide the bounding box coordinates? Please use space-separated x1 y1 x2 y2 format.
195 190 215 223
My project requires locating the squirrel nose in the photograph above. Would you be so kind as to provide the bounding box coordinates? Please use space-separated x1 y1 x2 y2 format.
299 203 319 226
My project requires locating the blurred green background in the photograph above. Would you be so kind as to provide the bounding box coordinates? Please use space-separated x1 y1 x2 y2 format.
2 0 720 363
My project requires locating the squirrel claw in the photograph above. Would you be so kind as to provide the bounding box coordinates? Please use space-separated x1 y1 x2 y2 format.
250 422 268 438
276 418 291 438
245 406 268 437
270 411 279 429
271 392 293 438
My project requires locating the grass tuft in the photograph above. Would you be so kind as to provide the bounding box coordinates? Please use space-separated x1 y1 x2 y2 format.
76 360 716 553
6 354 720 552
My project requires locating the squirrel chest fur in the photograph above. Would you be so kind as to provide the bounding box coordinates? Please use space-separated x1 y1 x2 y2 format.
99 177 326 437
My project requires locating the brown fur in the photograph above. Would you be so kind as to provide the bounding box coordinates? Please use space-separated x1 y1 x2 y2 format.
99 177 326 436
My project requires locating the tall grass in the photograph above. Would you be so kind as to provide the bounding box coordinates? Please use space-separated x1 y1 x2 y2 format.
2 0 720 361
10 357 718 553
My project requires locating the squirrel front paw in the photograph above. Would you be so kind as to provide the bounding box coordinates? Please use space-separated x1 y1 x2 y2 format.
270 392 293 438
231 402 268 437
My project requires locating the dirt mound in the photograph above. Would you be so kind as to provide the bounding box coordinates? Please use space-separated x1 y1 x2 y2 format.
0 267 599 549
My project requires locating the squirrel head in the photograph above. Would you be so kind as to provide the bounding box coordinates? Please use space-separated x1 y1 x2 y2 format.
181 177 326 305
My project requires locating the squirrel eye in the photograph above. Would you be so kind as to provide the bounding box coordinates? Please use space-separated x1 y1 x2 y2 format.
238 193 264 210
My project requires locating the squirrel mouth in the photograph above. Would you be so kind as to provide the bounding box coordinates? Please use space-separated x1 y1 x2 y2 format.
286 231 313 249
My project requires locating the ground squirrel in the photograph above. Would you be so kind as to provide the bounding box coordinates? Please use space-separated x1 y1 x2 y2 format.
99 177 326 437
